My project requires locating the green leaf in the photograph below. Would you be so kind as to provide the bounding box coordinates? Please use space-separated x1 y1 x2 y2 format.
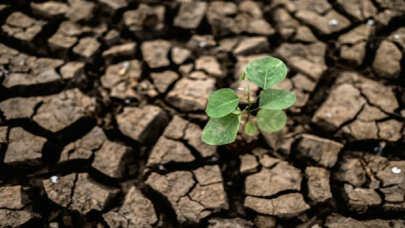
244 120 258 136
245 56 287 89
237 72 246 85
206 88 240 118
202 113 241 145
257 109 286 132
259 89 296 110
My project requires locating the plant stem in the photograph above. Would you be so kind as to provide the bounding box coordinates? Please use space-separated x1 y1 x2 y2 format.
251 90 263 104
244 78 251 129
246 78 250 104
245 90 263 116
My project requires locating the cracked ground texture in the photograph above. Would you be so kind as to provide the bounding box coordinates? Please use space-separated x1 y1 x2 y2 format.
0 0 404 227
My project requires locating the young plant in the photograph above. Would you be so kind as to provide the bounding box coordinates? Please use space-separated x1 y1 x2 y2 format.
202 56 296 145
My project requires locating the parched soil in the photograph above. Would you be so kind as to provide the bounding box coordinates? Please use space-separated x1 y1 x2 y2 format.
0 0 404 227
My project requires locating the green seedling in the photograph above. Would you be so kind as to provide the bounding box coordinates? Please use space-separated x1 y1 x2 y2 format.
202 56 296 146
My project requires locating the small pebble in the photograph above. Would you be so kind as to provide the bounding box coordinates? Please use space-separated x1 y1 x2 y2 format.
159 164 166 171
208 156 219 162
50 176 59 184
374 146 384 155
119 61 130 75
392 167 401 174
393 34 400 39
366 19 374 26
1 69 8 78
328 19 339 26
199 41 207 48
124 99 131 104
326 112 332 119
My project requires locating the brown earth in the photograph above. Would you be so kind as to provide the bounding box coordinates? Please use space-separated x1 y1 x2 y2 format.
0 0 404 227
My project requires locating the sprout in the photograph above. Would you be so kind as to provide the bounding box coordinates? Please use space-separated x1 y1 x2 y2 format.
202 57 296 145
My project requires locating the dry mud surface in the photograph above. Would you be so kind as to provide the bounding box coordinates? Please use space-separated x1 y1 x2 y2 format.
0 0 405 227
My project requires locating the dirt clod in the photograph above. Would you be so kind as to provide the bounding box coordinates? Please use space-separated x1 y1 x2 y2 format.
0 185 29 209
245 162 302 197
147 136 194 166
244 193 310 217
306 166 332 203
295 134 343 168
174 2 207 29
373 40 402 79
70 173 119 214
92 140 132 178
103 186 157 228
116 105 168 144
166 77 215 112
5 127 47 165
33 89 96 133
344 184 382 213
43 173 76 207
141 40 172 69
0 97 41 120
